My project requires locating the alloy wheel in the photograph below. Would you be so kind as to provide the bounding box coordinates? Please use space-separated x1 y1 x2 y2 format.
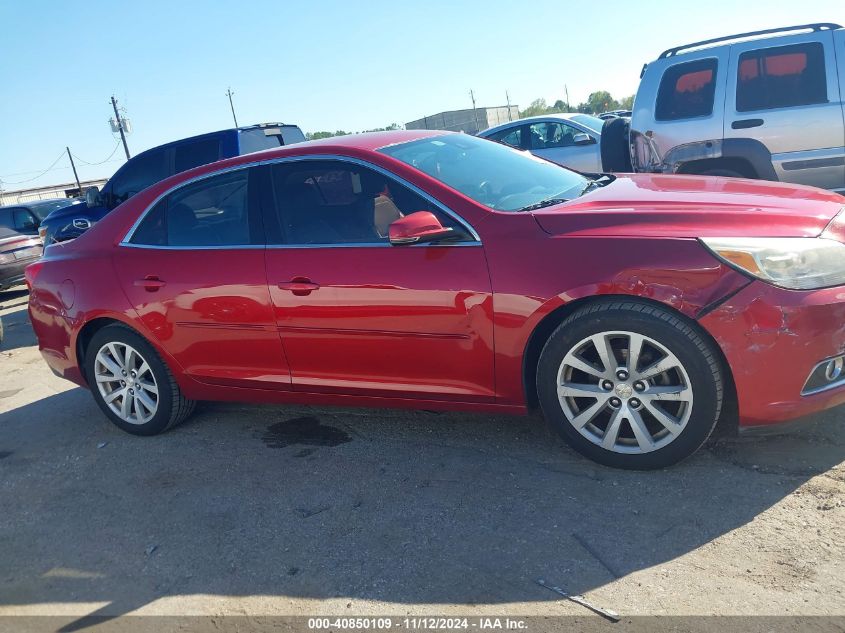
556 330 693 454
94 342 159 425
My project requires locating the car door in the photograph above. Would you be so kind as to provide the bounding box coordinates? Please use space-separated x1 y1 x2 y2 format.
260 157 496 402
114 165 292 390
724 31 845 190
527 121 601 172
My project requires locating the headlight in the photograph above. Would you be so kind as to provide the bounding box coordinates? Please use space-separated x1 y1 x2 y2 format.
701 237 845 290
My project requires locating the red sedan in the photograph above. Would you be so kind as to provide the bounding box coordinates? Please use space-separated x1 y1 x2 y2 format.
26 130 845 469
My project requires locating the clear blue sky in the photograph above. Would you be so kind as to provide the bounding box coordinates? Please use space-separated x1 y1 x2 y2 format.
0 0 841 190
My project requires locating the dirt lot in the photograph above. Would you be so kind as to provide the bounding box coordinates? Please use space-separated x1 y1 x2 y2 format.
1 286 844 626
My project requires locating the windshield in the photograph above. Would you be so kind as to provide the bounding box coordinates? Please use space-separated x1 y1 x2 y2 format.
570 114 605 134
379 134 588 212
30 199 78 220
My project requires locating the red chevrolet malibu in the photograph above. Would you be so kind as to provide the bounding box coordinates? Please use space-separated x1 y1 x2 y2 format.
26 130 845 469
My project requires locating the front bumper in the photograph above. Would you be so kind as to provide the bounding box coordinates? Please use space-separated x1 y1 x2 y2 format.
700 281 845 426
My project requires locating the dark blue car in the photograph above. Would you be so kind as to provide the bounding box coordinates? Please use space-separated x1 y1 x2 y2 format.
40 122 305 244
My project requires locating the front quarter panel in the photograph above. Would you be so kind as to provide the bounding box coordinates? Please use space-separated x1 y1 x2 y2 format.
483 214 751 405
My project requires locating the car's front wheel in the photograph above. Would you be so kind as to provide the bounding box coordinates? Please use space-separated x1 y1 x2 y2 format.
537 301 723 470
85 324 195 435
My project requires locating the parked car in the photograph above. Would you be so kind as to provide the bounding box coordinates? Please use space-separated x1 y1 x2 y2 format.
0 198 83 237
478 113 604 172
26 130 845 470
599 110 632 119
0 227 42 290
621 22 845 193
39 122 306 245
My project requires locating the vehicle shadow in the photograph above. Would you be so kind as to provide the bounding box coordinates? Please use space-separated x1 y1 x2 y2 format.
0 288 34 353
0 387 843 629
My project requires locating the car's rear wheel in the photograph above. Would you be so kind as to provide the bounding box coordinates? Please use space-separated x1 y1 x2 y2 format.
537 301 723 470
85 325 195 435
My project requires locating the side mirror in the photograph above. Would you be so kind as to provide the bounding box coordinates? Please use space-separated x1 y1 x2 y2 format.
573 133 596 146
85 186 101 207
389 211 454 245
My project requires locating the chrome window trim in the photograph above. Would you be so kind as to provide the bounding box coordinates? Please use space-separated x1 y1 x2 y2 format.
120 154 481 248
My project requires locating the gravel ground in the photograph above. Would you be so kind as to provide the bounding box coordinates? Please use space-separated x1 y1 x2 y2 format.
1 286 844 628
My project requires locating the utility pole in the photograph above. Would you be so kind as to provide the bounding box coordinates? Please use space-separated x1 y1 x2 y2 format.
111 96 131 159
470 89 480 133
66 147 82 195
565 85 570 111
226 87 239 127
506 90 513 121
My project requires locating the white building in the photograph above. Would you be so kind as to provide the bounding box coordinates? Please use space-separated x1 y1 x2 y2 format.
0 178 107 206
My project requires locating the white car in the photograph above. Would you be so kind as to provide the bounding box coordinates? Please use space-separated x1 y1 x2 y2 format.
478 113 604 173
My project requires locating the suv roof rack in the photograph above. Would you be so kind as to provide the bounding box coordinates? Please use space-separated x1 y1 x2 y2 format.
658 22 842 59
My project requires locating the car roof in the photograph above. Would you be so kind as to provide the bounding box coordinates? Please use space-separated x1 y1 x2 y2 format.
657 22 842 59
137 129 452 192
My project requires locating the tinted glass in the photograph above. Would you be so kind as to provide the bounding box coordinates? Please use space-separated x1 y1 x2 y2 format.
109 149 168 207
487 126 523 149
380 134 588 212
239 127 306 155
131 169 252 247
736 43 827 112
655 58 718 121
269 160 461 245
13 208 37 231
528 121 584 149
173 138 220 173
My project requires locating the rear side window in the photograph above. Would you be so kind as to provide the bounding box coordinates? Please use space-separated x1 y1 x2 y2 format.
173 139 221 173
736 43 827 112
130 169 255 247
655 58 718 121
239 127 306 155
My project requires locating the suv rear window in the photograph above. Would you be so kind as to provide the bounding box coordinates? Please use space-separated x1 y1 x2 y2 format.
736 43 827 112
655 58 718 121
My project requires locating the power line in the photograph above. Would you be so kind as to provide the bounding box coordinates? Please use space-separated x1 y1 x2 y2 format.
71 140 122 166
1 150 67 185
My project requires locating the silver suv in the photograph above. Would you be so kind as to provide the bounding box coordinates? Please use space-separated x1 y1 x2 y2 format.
627 23 845 193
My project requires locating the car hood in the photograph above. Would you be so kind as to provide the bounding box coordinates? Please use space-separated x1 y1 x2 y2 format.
531 173 845 239
42 201 88 221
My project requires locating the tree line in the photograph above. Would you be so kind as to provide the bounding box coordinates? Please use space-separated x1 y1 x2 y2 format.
520 91 634 117
305 90 634 139
306 123 402 141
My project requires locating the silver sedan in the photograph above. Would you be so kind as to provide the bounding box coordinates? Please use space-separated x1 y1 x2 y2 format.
478 113 604 173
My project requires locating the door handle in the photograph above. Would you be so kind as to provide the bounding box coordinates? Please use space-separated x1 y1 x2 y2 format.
731 118 764 130
134 276 166 292
277 277 320 296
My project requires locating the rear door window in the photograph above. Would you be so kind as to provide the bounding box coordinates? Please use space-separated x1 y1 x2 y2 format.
173 138 221 173
655 58 718 121
736 42 827 112
130 169 256 247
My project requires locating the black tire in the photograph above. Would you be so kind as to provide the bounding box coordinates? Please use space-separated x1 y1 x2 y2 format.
600 117 632 172
84 324 195 436
537 301 723 470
